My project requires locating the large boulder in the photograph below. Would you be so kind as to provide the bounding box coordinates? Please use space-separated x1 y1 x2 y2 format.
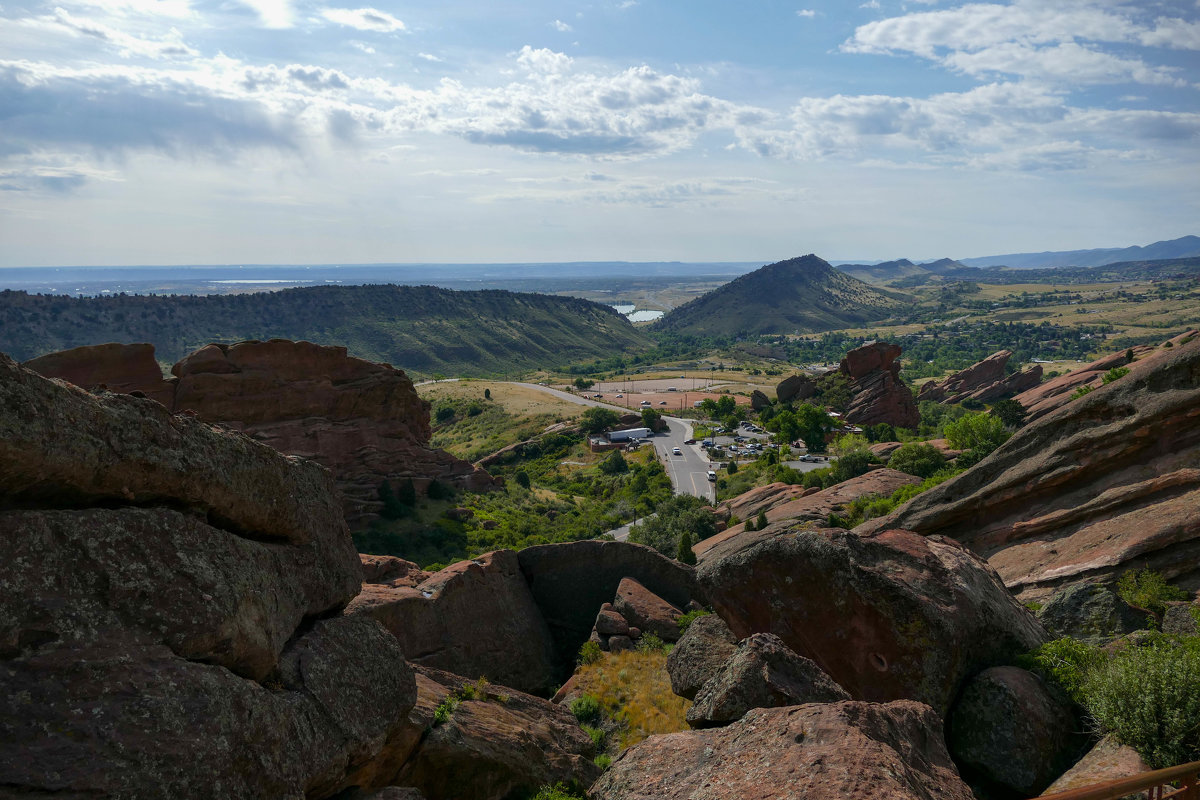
361 554 431 588
0 353 424 798
685 633 851 728
1163 601 1200 636
1036 583 1147 644
666 614 739 701
697 468 921 560
749 389 770 410
859 335 1200 600
392 666 601 800
948 666 1085 796
697 526 1047 714
839 342 919 429
24 342 176 406
613 577 684 642
518 540 705 677
590 701 975 800
346 550 558 695
775 374 816 404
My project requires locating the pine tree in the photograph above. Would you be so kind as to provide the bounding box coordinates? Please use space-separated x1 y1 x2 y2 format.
677 531 696 565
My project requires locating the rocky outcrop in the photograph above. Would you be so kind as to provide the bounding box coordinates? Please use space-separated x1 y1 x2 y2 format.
1037 583 1147 644
518 540 704 677
839 341 920 429
590 701 975 800
917 349 1043 405
1041 735 1152 796
685 633 851 728
948 666 1084 796
1163 601 1200 636
749 389 770 410
361 554 431 587
1013 331 1195 423
613 578 684 642
346 550 558 695
697 526 1047 714
666 614 739 701
0 352 423 798
698 469 922 559
775 373 816 404
858 335 1200 600
393 667 601 800
23 342 176 406
25 339 497 527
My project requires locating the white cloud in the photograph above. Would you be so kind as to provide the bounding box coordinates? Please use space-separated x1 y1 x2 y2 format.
617 1 637 8
320 7 404 32
796 9 816 18
417 52 442 62
860 1 880 8
41 8 198 59
516 45 573 75
552 19 573 32
241 0 293 29
1140 17 1200 50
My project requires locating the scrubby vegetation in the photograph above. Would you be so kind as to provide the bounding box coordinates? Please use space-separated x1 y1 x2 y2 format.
569 646 691 751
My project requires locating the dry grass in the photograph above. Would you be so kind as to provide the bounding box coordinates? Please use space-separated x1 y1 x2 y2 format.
418 380 584 418
571 648 691 750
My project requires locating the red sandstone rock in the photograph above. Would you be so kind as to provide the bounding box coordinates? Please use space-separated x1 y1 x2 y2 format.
775 373 816 403
666 613 739 700
839 341 920 429
697 526 1047 714
613 577 684 642
860 335 1200 600
698 468 922 559
590 701 975 800
1040 735 1152 796
23 342 176 406
346 550 558 695
361 554 430 587
916 349 1044 406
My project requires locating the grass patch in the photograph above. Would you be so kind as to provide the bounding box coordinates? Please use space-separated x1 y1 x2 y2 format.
570 648 691 751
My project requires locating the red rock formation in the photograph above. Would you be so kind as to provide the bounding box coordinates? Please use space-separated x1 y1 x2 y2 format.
1041 735 1152 795
361 554 431 588
613 577 684 642
346 550 558 695
918 349 1043 404
590 701 975 800
22 342 176 406
775 373 816 403
697 526 1047 715
25 339 497 526
839 341 920 428
859 334 1200 601
698 468 922 559
0 352 421 798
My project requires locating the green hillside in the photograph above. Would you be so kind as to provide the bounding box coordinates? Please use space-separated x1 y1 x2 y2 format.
653 254 909 336
0 284 653 377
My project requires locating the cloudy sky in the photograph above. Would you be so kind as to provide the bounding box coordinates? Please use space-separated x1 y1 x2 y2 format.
2 0 1198 266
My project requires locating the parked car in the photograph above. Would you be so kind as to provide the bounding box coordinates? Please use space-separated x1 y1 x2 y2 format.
640 400 651 407
684 439 696 445
616 393 623 398
659 401 667 405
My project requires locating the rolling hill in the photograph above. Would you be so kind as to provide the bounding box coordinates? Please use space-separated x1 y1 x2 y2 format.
959 234 1200 269
0 284 653 377
652 254 908 337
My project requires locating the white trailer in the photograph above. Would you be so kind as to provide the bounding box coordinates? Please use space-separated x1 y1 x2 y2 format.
608 427 650 442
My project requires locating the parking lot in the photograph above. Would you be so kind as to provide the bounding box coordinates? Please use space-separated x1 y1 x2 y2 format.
693 422 829 473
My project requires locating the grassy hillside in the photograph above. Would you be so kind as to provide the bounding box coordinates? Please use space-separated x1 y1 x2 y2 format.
653 254 908 337
0 284 653 377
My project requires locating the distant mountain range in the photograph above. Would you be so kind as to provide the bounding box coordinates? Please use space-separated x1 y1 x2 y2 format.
653 254 905 337
958 235 1200 269
838 258 969 285
0 285 652 377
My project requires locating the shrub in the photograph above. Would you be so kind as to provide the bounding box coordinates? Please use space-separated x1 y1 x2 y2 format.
756 510 768 529
570 694 602 724
727 460 738 475
484 388 491 399
598 451 629 475
532 783 587 800
514 470 531 489
432 697 459 725
1116 568 1189 616
887 442 946 479
435 405 455 423
427 479 452 500
578 640 603 666
1018 637 1104 704
636 632 668 653
570 648 690 749
1083 638 1200 768
1072 384 1094 398
944 412 1009 453
677 609 711 634
377 480 405 520
594 754 612 771
582 724 606 749
676 531 696 565
990 398 1027 429
1102 366 1131 385
743 517 755 532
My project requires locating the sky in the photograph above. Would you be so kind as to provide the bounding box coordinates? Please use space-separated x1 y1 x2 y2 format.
1 0 1198 266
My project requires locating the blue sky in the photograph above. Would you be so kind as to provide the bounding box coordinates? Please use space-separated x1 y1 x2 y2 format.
1 0 1198 266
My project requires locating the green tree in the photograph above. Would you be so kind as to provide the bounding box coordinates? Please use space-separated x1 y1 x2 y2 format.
727 460 738 475
377 480 404 520
513 470 531 490
580 407 620 434
887 442 947 479
990 398 1027 429
944 412 1009 453
756 510 768 530
714 396 737 417
574 377 595 390
484 388 491 400
794 404 834 452
628 495 718 556
640 408 662 431
397 477 417 506
427 479 452 500
598 450 629 475
866 423 897 443
435 405 455 423
677 531 697 565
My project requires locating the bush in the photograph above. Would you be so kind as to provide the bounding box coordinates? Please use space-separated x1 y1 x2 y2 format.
594 754 612 770
435 405 455 423
727 460 738 475
1116 568 1189 616
887 442 946 479
532 783 587 800
677 609 711 634
1018 637 1104 704
598 451 629 475
570 694 601 724
944 412 1009 453
636 632 668 653
427 479 452 500
514 470 531 489
1102 366 1131 385
1083 638 1200 768
676 531 696 565
756 510 768 529
578 640 603 665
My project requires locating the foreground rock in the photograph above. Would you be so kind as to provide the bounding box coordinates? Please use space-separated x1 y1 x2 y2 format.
697 526 1047 714
839 341 920 429
1040 735 1152 796
948 666 1084 796
1036 583 1146 644
698 469 921 560
393 667 600 800
686 633 851 728
859 335 1200 599
666 614 739 700
613 578 684 642
591 701 974 800
26 339 497 526
917 349 1042 405
0 353 438 798
518 541 704 676
346 550 558 695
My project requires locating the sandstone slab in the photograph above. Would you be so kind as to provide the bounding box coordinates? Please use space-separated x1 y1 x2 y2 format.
666 613 739 701
613 577 683 642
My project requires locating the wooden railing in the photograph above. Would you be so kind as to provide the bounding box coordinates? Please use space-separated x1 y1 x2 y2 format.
1037 760 1200 800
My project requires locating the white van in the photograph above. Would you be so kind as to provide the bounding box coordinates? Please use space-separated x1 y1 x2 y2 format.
706 470 717 481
